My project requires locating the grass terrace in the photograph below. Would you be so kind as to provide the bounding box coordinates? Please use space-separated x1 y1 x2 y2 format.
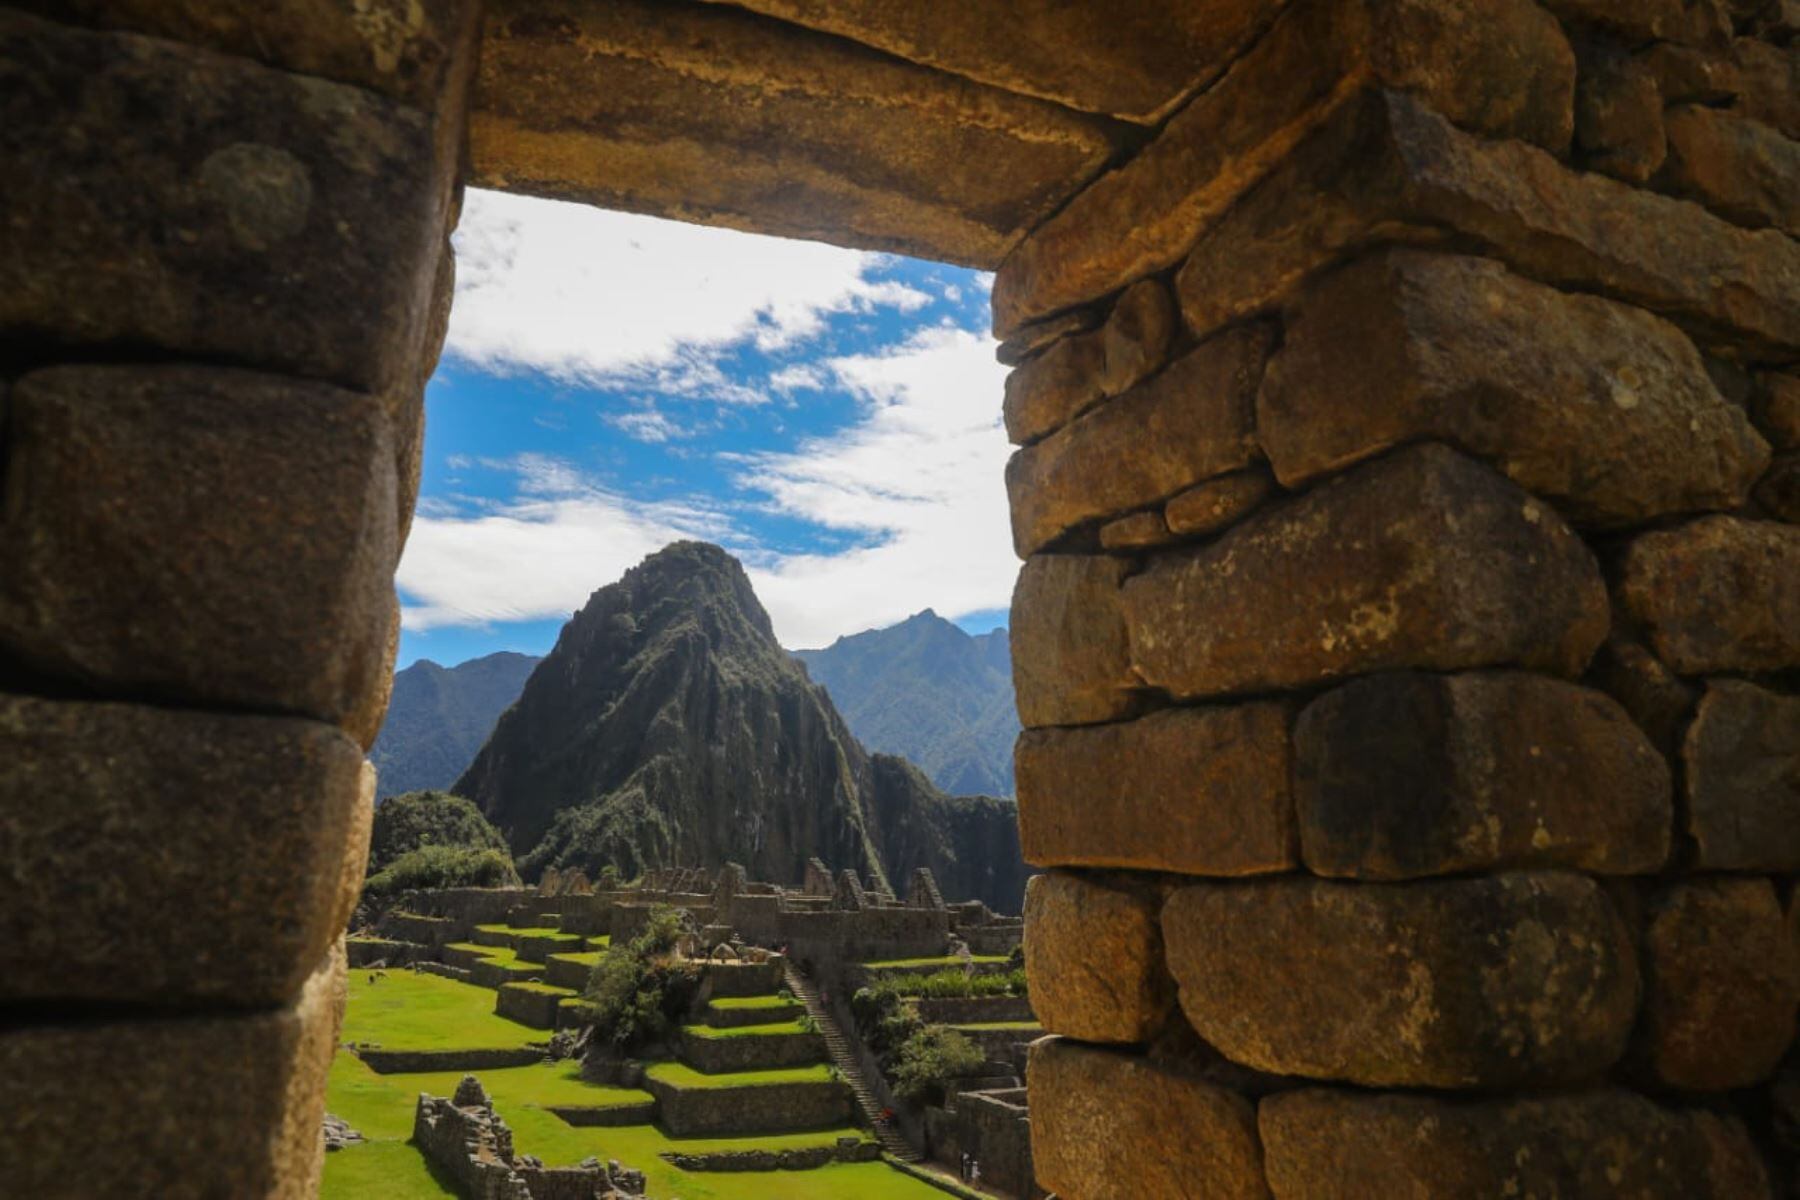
322 970 946 1200
684 1020 813 1039
341 970 540 1051
645 1061 837 1088
862 955 1010 970
709 995 795 1011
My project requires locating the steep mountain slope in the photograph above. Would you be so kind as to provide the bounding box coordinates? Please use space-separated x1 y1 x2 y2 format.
454 542 1028 911
794 610 1018 796
370 652 541 799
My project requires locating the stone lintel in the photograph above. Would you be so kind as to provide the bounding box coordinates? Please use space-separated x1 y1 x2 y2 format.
470 0 1123 269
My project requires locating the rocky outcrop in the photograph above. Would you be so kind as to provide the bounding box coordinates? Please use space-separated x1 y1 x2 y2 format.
455 543 1028 912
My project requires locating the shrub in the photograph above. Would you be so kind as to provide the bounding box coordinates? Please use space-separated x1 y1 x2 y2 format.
890 1027 984 1106
850 981 923 1056
885 968 1028 1000
362 844 518 900
581 905 700 1053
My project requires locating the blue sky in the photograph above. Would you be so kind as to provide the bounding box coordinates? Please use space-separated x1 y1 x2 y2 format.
395 189 1014 669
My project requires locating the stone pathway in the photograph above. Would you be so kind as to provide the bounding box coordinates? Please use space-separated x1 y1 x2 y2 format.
782 961 919 1162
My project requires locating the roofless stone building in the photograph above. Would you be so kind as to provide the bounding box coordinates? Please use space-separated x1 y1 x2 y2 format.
3 1 1799 1196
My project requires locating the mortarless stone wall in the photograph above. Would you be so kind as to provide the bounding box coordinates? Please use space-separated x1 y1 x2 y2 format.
1005 2 1800 1197
0 2 482 1194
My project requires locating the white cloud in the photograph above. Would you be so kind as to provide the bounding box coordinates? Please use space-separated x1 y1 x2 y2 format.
604 406 693 444
447 189 930 387
397 324 1016 646
737 325 1016 647
396 457 732 631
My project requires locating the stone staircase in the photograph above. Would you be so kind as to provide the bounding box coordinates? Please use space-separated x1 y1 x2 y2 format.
783 961 919 1163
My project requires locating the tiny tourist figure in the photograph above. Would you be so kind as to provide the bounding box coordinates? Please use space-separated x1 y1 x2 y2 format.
970 1159 982 1186
960 1151 971 1181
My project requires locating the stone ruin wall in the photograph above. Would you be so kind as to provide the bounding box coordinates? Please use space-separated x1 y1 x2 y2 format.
0 0 481 1194
413 1080 646 1200
1006 2 1800 1197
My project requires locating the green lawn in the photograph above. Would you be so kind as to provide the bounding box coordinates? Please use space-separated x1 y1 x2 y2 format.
446 935 525 964
684 1020 812 1039
322 1141 457 1199
479 924 579 940
341 970 540 1051
505 981 579 997
861 955 1010 969
646 1061 836 1088
953 1021 1043 1031
708 995 794 1010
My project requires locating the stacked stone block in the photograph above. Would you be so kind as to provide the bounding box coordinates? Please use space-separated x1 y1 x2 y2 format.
1007 2 1800 1196
0 3 479 1195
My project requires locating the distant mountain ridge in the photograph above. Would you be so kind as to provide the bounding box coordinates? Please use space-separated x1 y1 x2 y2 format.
370 651 542 800
795 610 1018 797
454 542 1030 912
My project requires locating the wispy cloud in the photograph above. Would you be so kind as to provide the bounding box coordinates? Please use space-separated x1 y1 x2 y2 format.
738 325 1016 647
397 455 734 631
447 189 930 390
397 324 1015 647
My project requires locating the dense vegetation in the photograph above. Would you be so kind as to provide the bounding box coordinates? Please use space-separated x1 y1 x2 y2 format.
849 978 992 1106
362 790 519 900
578 906 702 1053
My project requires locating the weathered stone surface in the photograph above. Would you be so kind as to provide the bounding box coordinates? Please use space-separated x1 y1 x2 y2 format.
1295 671 1671 880
1575 42 1667 182
1002 329 1105 445
1123 445 1609 700
1163 469 1275 537
1684 680 1800 870
1176 89 1800 360
1010 555 1136 728
1641 41 1744 105
1030 1038 1269 1200
1637 877 1800 1090
1098 511 1175 552
1023 873 1172 1043
0 944 345 1198
1258 249 1768 527
1262 1087 1773 1199
992 0 1574 334
471 0 1119 270
1616 515 1800 674
11 0 480 107
1007 325 1272 555
1539 0 1732 45
1737 37 1800 142
1016 703 1295 876
0 11 450 394
1163 872 1640 1088
1662 105 1800 237
0 367 398 729
994 307 1101 368
1585 634 1697 756
700 0 1286 123
1759 372 1800 449
0 696 369 1008
1100 277 1176 397
1758 453 1800 522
